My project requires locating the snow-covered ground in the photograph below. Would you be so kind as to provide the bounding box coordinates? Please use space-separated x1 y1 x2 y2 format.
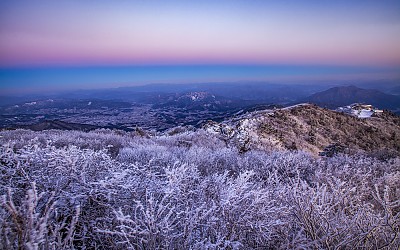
281 103 310 110
355 109 374 118
336 103 382 118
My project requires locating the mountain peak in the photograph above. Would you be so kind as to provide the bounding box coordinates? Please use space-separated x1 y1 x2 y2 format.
305 86 400 110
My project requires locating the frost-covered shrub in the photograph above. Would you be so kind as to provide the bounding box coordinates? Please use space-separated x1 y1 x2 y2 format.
286 176 399 249
1 129 399 249
50 129 129 157
183 146 240 176
156 129 227 150
239 150 317 184
1 182 80 250
0 129 131 158
118 144 179 168
95 165 288 249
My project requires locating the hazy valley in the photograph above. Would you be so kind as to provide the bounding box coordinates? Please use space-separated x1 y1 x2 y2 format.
1 83 400 132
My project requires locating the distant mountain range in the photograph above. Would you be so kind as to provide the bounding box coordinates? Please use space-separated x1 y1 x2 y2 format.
2 83 399 110
304 86 400 112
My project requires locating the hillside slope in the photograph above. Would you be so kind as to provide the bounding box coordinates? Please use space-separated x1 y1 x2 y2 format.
205 104 400 155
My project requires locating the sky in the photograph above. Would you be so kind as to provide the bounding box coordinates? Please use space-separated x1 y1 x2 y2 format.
1 0 400 93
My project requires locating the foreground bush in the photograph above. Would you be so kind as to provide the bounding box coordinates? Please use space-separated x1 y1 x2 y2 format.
0 129 399 249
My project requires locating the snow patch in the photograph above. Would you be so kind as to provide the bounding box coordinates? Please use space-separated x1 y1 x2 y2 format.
355 109 373 118
281 103 310 110
336 103 383 118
